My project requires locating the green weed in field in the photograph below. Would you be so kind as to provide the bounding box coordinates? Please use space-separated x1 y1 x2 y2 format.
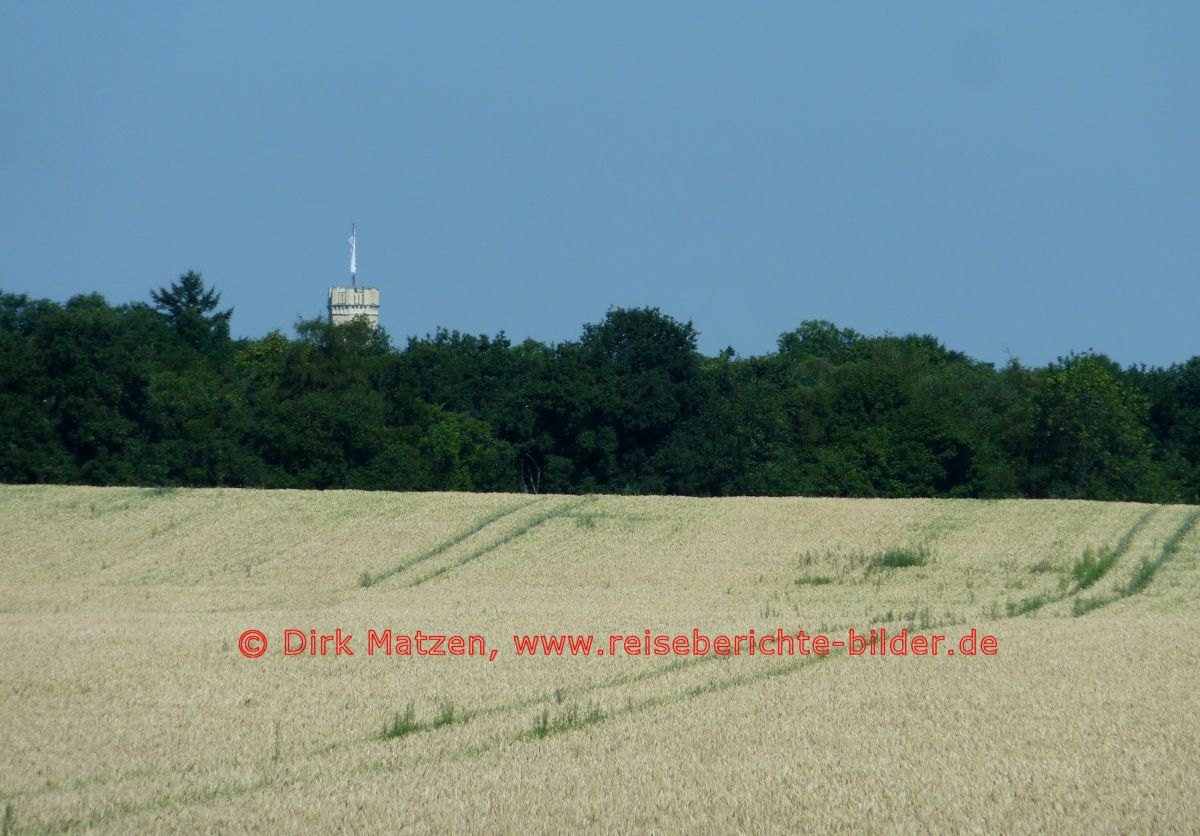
865 547 928 573
382 703 420 740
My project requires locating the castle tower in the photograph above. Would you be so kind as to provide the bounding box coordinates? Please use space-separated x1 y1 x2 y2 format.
328 224 380 327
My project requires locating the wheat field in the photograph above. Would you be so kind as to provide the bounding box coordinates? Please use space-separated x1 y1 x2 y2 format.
1 484 1198 833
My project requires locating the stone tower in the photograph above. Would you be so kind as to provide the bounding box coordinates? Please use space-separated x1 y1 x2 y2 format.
328 224 380 327
328 286 380 327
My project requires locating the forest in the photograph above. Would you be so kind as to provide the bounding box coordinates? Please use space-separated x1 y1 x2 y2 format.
2 272 1197 502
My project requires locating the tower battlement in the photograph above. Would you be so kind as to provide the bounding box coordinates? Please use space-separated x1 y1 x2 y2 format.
328 286 380 327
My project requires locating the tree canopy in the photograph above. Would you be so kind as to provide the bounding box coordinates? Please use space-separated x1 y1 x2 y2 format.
1 276 1197 501
150 270 232 354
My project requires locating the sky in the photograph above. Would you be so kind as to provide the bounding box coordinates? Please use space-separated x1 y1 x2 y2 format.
2 2 1197 367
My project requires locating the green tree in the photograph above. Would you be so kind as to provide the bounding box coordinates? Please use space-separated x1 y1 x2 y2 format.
1032 354 1154 499
568 307 705 492
777 320 863 363
151 271 232 354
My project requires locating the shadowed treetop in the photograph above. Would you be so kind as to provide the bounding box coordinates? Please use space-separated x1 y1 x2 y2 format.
151 271 232 352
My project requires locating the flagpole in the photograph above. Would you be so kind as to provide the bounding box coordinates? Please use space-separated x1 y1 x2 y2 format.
350 224 357 288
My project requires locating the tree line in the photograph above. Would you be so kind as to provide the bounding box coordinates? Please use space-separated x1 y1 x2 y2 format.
2 272 1198 501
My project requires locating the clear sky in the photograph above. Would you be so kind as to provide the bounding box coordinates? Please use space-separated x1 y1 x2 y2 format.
2 2 1197 367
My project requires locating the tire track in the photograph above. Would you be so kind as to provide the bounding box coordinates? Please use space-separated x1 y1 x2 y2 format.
357 498 537 588
24 505 1196 831
30 650 830 833
1073 509 1200 616
1005 506 1158 617
402 496 596 588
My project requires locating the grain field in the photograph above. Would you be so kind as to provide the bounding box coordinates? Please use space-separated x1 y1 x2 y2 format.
1 485 1198 833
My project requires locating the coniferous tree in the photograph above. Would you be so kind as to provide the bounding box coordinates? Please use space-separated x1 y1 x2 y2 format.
150 271 232 354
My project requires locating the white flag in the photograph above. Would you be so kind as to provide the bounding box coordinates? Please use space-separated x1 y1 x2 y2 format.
349 225 357 275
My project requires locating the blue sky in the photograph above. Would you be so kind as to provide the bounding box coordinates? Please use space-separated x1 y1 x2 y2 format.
2 2 1197 366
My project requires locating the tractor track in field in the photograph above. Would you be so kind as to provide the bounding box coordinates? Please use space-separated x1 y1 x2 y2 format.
26 649 834 833
356 498 538 588
17 505 1200 832
402 496 596 587
1072 509 1200 616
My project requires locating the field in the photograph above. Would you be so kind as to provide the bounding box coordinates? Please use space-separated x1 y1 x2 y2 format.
1 485 1199 833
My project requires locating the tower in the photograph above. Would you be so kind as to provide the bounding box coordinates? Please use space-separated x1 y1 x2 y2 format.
328 224 380 327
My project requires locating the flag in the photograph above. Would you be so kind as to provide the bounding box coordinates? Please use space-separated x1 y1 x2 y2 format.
349 225 357 275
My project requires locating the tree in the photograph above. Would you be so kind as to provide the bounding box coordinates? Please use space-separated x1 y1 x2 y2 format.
151 271 232 354
777 320 863 362
571 307 705 491
1032 354 1154 499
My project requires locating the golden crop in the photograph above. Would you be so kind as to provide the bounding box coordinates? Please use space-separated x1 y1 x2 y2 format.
0 485 1197 833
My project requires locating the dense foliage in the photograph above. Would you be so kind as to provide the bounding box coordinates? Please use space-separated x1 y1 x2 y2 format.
2 274 1198 501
